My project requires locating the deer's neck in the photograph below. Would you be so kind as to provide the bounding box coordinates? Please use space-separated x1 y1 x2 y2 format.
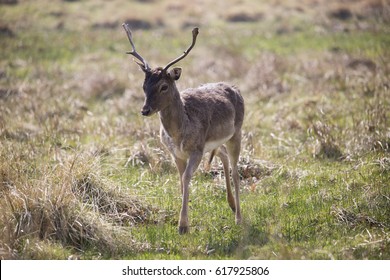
159 88 186 141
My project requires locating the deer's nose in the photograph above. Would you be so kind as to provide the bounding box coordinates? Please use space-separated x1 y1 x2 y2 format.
141 106 151 116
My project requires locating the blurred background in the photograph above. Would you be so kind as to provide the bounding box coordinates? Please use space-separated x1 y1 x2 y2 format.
0 0 389 260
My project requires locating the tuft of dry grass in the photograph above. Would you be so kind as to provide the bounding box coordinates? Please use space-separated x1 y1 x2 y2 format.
0 148 155 259
331 206 384 228
73 173 154 226
310 121 343 160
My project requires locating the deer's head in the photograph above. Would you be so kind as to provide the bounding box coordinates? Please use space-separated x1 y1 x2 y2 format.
123 24 199 116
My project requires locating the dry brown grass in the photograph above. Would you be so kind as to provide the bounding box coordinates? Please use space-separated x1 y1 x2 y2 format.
311 121 343 159
331 206 384 228
0 147 155 259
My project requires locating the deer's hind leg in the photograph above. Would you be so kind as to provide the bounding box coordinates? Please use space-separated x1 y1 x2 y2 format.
214 146 236 212
226 132 242 225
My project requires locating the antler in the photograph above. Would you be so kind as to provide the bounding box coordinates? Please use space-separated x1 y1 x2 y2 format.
163 27 199 72
122 23 151 71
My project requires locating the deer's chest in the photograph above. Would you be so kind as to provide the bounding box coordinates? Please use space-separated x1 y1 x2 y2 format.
160 128 189 160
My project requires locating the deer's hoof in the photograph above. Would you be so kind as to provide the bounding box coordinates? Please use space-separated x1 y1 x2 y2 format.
178 226 189 235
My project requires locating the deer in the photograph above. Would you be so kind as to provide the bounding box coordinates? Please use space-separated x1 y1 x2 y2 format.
123 23 244 234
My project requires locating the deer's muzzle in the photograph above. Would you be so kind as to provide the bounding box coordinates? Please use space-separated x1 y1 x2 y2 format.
141 105 152 116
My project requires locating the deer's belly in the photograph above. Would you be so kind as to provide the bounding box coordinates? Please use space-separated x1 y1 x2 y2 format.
204 134 233 153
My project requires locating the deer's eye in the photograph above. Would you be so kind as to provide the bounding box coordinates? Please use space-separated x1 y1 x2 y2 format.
160 84 169 92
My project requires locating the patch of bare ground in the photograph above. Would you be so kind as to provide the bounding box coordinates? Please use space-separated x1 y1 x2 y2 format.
331 206 384 228
0 24 15 37
225 11 264 23
124 17 165 30
91 21 119 30
0 0 18 5
347 58 377 72
327 7 353 21
92 18 162 31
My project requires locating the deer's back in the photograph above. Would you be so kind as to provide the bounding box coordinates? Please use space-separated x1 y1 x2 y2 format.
181 82 244 129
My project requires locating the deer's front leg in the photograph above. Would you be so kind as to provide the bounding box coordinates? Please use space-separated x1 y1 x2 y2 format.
178 152 202 234
175 157 187 194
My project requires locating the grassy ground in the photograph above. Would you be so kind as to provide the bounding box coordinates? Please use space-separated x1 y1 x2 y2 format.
0 0 389 259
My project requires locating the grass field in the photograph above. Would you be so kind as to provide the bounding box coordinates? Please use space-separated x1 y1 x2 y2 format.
0 0 389 259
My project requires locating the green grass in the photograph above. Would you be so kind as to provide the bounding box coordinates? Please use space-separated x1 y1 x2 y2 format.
0 0 389 260
101 153 388 260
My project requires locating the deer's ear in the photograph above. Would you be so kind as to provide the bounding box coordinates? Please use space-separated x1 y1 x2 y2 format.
168 67 182 81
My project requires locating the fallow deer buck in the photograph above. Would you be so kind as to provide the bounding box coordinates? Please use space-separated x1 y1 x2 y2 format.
123 23 244 234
